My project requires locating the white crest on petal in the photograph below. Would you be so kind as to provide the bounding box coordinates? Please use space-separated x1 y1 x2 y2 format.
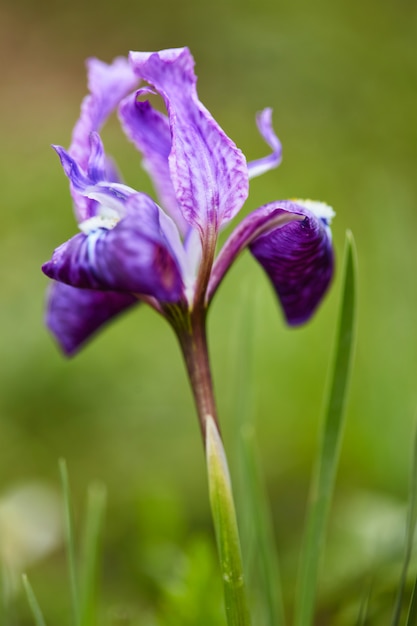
79 207 120 234
294 199 335 225
183 228 202 302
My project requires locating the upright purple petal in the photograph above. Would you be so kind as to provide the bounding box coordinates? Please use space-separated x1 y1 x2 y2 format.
118 89 188 232
249 200 334 325
247 108 283 179
68 57 139 221
70 57 139 168
129 47 249 233
45 282 137 356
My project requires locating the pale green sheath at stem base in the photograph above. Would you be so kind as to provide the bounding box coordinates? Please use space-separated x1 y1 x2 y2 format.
206 414 252 626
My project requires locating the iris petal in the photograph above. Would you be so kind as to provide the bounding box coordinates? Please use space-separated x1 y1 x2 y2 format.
129 47 249 233
118 89 188 233
249 201 334 325
69 57 139 221
208 200 333 324
42 198 184 302
71 57 139 170
248 108 283 179
45 282 137 356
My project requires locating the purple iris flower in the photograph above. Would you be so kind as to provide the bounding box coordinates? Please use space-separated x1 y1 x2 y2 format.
42 47 334 355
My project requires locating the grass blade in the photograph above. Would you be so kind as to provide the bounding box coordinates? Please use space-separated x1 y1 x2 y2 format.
79 483 106 626
355 577 373 626
22 574 47 626
240 432 286 626
295 230 358 626
59 458 80 626
392 416 417 625
232 287 286 626
406 572 417 626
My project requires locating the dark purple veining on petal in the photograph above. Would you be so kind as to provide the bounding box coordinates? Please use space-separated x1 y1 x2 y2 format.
207 204 302 304
42 195 185 303
42 224 183 302
249 202 334 325
45 282 137 356
129 48 249 233
119 90 188 233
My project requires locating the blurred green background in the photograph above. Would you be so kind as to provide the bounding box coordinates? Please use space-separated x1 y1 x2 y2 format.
1 0 416 623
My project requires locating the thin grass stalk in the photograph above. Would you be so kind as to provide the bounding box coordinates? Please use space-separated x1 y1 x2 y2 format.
406 573 417 626
392 417 417 625
355 578 373 626
79 483 106 626
295 231 358 626
22 574 47 626
59 458 80 626
232 289 286 626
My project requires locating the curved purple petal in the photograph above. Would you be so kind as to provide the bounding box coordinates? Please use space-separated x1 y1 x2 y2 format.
248 108 283 179
70 57 139 169
129 47 249 233
249 200 334 325
45 281 137 356
208 199 334 324
68 57 139 221
53 146 141 225
54 134 114 191
42 198 184 302
118 89 188 233
208 205 302 303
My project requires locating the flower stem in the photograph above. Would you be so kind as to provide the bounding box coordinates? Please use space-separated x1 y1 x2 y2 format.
175 309 221 441
175 312 252 625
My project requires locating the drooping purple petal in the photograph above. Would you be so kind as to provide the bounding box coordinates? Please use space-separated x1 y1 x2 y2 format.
208 205 303 303
129 47 249 233
118 88 188 233
249 200 334 325
42 197 184 302
45 281 137 356
208 200 334 325
247 108 283 179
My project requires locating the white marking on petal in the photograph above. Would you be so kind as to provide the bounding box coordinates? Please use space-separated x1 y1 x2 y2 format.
183 228 202 302
294 199 335 225
79 207 120 234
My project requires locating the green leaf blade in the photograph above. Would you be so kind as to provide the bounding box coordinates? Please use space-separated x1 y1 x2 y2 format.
59 458 80 626
79 483 106 626
22 574 47 626
295 230 358 626
231 288 286 626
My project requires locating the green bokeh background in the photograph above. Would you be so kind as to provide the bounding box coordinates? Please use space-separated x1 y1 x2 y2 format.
1 0 416 622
